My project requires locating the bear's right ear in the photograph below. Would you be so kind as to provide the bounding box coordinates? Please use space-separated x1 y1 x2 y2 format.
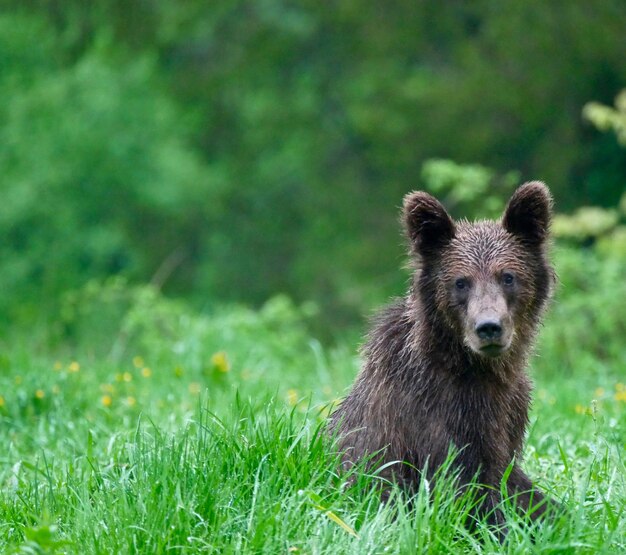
403 191 455 257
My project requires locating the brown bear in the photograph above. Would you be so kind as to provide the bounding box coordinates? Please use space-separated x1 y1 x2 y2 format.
329 182 556 527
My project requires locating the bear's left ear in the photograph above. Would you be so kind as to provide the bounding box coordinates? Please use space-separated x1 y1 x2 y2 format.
502 181 553 246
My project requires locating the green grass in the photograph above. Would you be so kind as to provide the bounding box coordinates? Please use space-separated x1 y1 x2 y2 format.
1 281 625 553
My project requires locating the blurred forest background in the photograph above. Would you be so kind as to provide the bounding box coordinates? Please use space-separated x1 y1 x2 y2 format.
1 1 626 337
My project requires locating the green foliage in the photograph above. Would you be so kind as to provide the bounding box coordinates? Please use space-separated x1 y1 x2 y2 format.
2 4 626 323
584 89 626 146
551 89 626 249
553 207 621 242
552 193 626 250
0 14 217 323
538 246 626 370
597 226 626 259
56 279 345 401
421 159 520 219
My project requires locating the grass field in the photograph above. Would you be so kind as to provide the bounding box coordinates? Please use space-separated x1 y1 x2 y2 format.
1 252 625 553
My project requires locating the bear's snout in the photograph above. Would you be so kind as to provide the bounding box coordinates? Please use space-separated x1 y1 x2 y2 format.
474 318 509 357
464 286 513 357
475 319 503 341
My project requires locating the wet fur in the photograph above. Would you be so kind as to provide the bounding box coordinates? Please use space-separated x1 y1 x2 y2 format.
329 182 555 525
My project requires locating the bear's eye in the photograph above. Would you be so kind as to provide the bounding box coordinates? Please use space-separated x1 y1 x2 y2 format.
455 278 468 291
502 272 515 286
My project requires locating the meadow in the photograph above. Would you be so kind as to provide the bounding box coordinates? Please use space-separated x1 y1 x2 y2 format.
2 4 626 553
0 246 624 554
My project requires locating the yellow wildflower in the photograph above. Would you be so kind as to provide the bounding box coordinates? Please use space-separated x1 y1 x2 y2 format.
594 387 605 398
126 396 136 407
287 389 299 406
115 373 124 382
141 367 152 378
35 389 45 399
122 372 132 382
68 361 80 373
132 356 145 368
615 391 626 402
211 351 230 373
101 395 112 407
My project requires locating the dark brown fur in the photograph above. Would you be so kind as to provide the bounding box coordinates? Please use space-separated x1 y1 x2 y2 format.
330 182 556 526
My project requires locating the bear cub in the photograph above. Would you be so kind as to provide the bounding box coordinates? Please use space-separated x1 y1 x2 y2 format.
330 182 556 525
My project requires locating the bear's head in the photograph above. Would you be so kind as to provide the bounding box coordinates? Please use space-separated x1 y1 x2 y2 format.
403 182 555 359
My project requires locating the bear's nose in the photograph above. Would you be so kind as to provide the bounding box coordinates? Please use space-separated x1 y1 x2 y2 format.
475 320 503 341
